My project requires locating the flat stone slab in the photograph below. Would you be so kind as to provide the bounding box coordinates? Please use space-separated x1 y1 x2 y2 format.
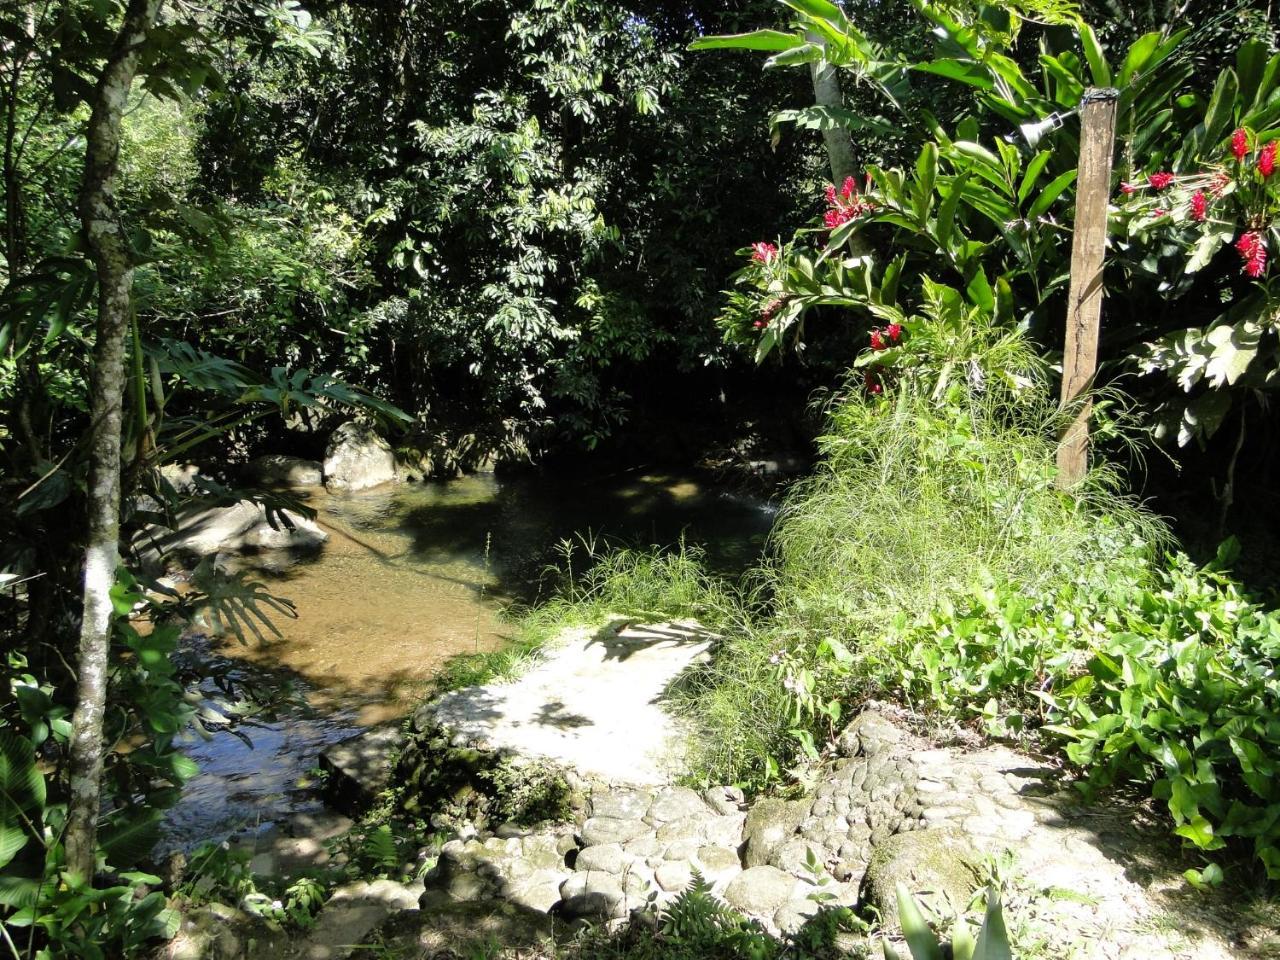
320 726 403 813
426 621 713 785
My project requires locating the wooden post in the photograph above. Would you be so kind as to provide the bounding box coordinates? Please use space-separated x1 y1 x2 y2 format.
1056 88 1119 488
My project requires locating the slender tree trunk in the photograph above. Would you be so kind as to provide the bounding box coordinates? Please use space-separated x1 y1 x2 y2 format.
805 31 855 185
805 34 869 258
64 0 163 883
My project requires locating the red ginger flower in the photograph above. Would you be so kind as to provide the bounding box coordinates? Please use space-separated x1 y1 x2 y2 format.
1210 172 1232 197
1237 231 1267 278
1189 191 1208 222
886 322 902 343
824 207 855 230
751 241 779 264
840 176 856 200
869 329 886 351
1148 172 1174 190
864 372 883 395
1259 142 1276 178
1232 128 1249 161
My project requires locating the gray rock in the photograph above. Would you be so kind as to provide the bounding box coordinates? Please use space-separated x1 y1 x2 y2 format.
591 788 654 821
575 843 626 874
559 872 627 920
837 710 905 759
646 786 709 823
287 879 420 960
580 817 650 847
663 838 700 861
249 454 323 488
773 897 822 935
145 500 327 561
655 814 714 844
742 798 808 868
168 902 287 960
324 422 397 491
862 826 981 928
770 838 828 880
702 785 746 815
723 866 798 918
654 860 693 892
320 726 403 815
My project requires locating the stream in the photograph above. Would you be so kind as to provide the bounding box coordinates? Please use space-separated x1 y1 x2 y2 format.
162 469 777 851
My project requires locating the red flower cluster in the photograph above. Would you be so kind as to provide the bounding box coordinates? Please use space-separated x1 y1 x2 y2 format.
868 324 902 351
1236 231 1267 278
1148 172 1175 190
1232 127 1250 162
751 241 780 264
1260 142 1276 178
863 371 883 395
824 176 871 230
1189 191 1208 222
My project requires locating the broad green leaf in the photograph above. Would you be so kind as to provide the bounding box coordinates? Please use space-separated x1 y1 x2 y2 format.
781 0 850 28
688 30 804 52
1079 23 1112 87
914 59 996 92
1016 151 1052 206
972 887 1012 960
1185 224 1234 274
895 883 944 960
765 43 824 68
935 170 972 252
1119 32 1161 87
1026 168 1077 219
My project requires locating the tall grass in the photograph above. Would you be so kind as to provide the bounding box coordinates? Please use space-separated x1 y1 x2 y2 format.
673 363 1167 786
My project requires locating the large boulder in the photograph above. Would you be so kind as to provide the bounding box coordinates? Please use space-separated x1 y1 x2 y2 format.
323 422 396 491
142 501 327 562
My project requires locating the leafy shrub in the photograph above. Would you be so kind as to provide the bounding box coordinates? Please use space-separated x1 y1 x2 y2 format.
880 539 1280 879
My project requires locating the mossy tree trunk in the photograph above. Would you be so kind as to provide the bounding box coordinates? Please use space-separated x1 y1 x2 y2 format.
64 0 165 883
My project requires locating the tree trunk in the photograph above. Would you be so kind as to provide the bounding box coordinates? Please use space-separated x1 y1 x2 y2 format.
805 33 868 258
64 0 163 883
806 31 855 185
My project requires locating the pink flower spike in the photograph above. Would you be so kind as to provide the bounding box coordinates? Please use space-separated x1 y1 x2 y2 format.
1148 172 1174 190
1259 141 1276 178
1232 128 1249 162
840 175 856 200
751 241 779 264
1189 191 1207 222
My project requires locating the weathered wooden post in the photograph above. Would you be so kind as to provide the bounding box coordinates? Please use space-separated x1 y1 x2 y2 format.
1056 88 1119 488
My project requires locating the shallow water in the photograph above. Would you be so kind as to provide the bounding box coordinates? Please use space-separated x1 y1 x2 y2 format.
163 469 775 850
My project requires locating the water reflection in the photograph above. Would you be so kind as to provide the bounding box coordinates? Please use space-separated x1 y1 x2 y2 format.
162 469 775 850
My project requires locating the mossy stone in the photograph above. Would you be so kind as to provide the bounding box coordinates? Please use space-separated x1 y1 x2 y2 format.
862 826 981 929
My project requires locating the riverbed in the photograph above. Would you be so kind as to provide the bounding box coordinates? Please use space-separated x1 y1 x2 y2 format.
162 469 776 850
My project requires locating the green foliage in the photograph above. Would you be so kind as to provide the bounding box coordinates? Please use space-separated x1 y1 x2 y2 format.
658 870 780 960
884 884 1012 960
875 537 1280 879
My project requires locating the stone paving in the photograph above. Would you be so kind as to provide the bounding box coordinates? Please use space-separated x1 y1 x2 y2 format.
406 708 1243 959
